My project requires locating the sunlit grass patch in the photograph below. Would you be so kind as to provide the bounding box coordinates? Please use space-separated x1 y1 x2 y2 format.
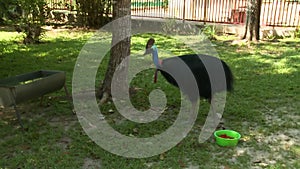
0 27 299 168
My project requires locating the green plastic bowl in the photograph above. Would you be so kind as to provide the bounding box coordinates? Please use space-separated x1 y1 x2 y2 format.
214 130 241 147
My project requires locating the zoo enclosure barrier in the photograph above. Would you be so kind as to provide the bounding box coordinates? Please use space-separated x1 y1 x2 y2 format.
46 0 300 27
131 0 300 27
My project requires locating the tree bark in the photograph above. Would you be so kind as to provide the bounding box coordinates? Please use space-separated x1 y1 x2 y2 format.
255 0 262 40
242 0 261 41
98 0 131 103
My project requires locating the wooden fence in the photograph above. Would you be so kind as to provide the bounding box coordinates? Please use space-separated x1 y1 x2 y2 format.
131 0 300 27
46 0 300 27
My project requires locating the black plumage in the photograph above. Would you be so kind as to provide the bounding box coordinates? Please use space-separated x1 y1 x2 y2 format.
145 38 233 103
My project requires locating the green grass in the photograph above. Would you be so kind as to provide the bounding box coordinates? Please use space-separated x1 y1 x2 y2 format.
0 27 299 169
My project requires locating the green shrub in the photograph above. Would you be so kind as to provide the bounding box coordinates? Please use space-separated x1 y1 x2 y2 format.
13 0 47 44
201 25 217 40
294 27 300 38
0 0 22 25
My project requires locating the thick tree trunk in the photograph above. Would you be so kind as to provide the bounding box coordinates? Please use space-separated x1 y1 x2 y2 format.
98 0 131 103
242 0 261 41
255 0 262 40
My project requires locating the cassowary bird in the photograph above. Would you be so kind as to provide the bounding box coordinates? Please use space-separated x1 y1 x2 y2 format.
144 38 233 105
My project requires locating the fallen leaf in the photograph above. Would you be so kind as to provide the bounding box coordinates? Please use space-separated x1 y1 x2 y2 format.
224 166 230 169
133 128 138 134
178 159 185 168
159 153 165 160
21 144 31 150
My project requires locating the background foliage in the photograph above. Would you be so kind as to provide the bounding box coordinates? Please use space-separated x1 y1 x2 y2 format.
76 0 112 28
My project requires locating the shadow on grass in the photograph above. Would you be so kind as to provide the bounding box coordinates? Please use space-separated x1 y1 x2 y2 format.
0 36 106 85
0 26 17 32
0 31 299 168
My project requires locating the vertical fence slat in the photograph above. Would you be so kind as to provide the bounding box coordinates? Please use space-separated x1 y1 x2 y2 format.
261 0 266 26
280 0 286 25
220 0 224 22
268 0 274 25
296 1 300 26
213 0 216 22
285 1 291 26
291 1 299 27
272 0 279 26
217 0 221 22
289 2 295 26
45 0 298 27
227 0 231 23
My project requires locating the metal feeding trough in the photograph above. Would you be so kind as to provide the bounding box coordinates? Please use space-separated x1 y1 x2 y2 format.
0 70 70 128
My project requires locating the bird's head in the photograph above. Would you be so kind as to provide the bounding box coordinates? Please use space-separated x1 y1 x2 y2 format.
143 38 157 55
144 38 160 68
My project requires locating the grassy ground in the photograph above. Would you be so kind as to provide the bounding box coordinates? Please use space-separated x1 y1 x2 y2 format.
0 27 299 169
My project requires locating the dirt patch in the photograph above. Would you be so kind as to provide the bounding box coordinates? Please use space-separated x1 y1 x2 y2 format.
82 157 102 169
245 105 299 168
56 136 72 150
48 116 78 131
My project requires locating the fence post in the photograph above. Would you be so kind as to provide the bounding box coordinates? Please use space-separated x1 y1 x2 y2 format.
183 0 186 21
204 0 207 24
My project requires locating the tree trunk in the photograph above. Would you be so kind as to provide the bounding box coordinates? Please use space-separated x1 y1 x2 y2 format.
255 0 262 40
242 0 261 41
98 0 131 103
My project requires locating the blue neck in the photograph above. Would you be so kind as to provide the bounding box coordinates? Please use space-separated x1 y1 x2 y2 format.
152 45 160 68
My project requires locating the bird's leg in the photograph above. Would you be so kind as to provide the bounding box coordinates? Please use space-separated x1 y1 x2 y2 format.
211 93 226 129
208 97 212 104
154 69 158 83
198 93 226 143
